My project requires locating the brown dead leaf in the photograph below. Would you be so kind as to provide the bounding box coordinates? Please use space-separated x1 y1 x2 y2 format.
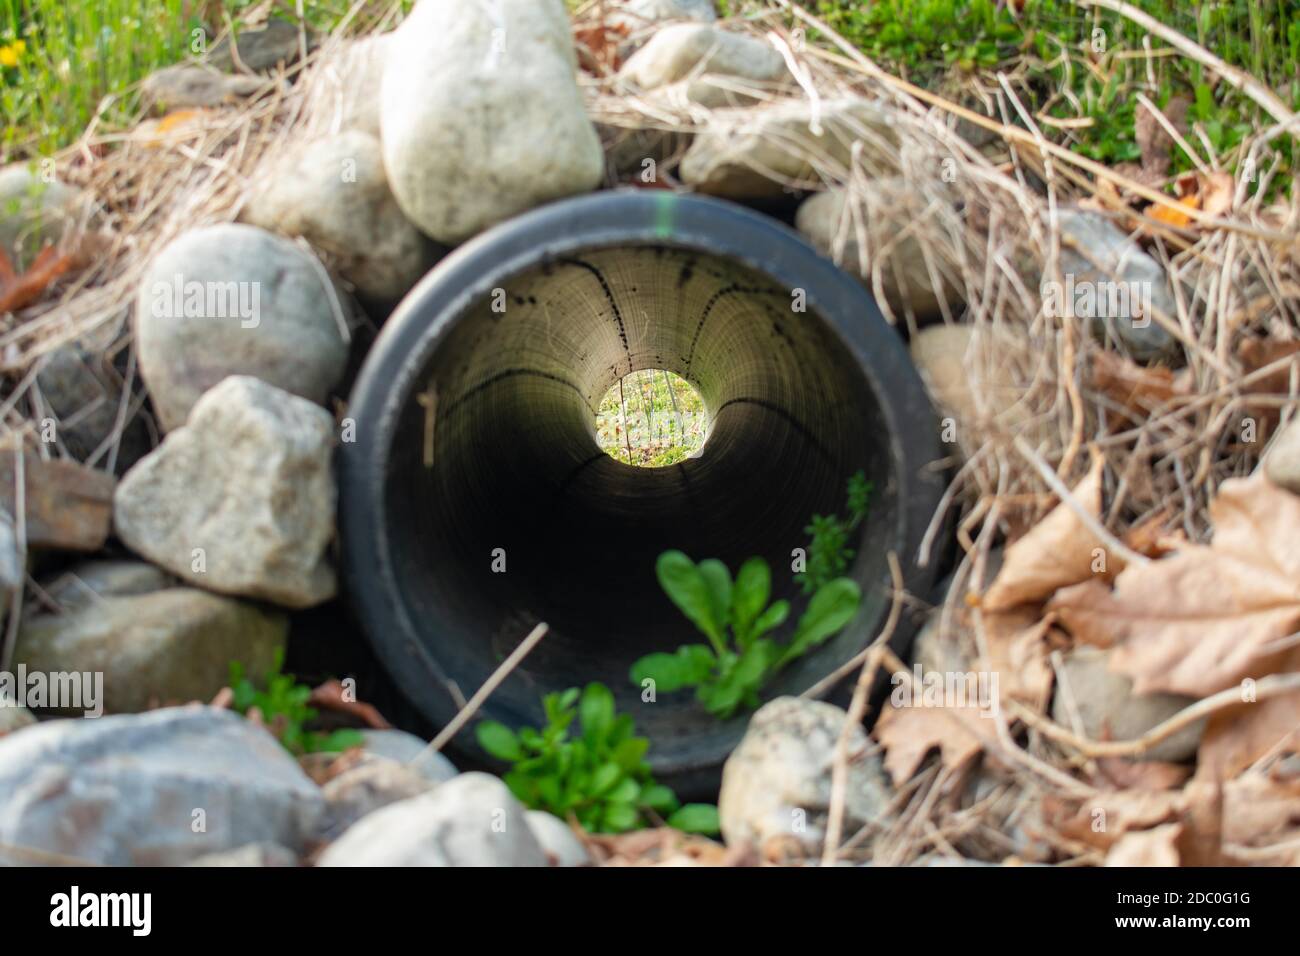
308 679 392 730
873 703 992 785
1049 473 1300 696
1043 789 1186 851
982 455 1107 611
1104 822 1182 866
1195 652 1300 783
1135 95 1189 180
1091 757 1192 791
1090 350 1191 427
982 609 1054 712
0 244 74 313
1237 336 1300 441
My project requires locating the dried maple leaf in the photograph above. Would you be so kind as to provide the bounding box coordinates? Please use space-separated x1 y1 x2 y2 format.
982 454 1108 611
1090 350 1190 427
1049 473 1300 697
1042 789 1185 851
1194 650 1300 783
1104 821 1182 866
873 703 992 785
983 609 1055 712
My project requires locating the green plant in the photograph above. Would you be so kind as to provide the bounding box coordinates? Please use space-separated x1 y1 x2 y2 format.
798 470 873 595
631 550 861 719
475 682 719 835
228 650 364 756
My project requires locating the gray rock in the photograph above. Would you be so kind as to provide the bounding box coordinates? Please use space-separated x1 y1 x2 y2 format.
301 34 391 138
0 706 325 866
38 559 174 608
140 65 268 111
0 511 22 622
796 182 960 320
619 24 786 108
380 0 603 243
360 728 458 784
1055 209 1178 361
242 131 432 303
114 376 337 608
680 98 899 198
35 342 152 473
1052 645 1203 762
322 756 436 838
612 0 717 28
0 164 85 270
135 222 350 432
318 772 547 866
718 697 893 856
15 567 286 714
526 810 590 866
209 19 313 73
1265 418 1300 495
186 842 299 866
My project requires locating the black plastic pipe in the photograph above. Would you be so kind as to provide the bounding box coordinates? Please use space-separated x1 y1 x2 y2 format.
339 191 944 793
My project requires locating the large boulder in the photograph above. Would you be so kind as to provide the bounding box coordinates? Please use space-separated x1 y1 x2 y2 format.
135 223 350 432
242 130 432 303
796 182 960 320
318 772 547 866
680 98 899 198
718 697 893 857
379 0 603 243
114 376 337 608
0 164 86 270
0 706 325 866
15 560 287 714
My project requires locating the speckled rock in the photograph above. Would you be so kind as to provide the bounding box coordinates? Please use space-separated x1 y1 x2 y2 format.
718 697 892 855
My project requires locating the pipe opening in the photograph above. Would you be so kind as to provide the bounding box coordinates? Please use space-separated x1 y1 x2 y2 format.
342 193 942 788
594 368 708 468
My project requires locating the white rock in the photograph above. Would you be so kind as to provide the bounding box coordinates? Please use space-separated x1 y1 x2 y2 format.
380 0 603 243
187 842 299 866
1052 645 1204 763
322 756 436 838
243 130 431 303
135 223 350 431
15 562 287 714
0 164 85 270
360 728 458 784
525 810 590 866
612 0 717 28
0 706 325 865
1055 209 1178 361
619 24 786 108
1265 418 1300 495
114 376 337 608
796 182 960 320
680 98 898 198
719 697 892 855
318 772 547 866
